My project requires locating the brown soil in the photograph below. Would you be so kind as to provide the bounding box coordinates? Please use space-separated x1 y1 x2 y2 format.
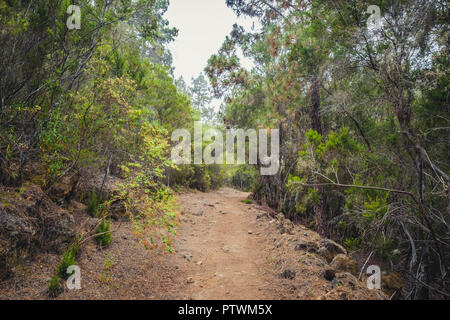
0 188 383 300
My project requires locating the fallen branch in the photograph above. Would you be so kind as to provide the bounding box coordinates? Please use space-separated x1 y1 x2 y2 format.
292 181 418 203
358 251 374 280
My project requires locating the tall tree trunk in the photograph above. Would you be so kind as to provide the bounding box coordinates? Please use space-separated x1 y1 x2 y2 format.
309 76 328 237
309 77 323 135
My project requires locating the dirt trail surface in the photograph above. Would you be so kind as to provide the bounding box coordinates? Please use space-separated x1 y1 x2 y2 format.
173 188 278 299
0 188 382 300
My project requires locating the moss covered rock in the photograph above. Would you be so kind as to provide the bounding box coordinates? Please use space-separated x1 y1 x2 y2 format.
330 254 359 276
318 239 347 263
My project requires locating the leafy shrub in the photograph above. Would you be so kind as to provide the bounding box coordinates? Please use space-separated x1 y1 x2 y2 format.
206 164 225 190
48 275 62 298
191 165 211 192
96 219 112 247
343 237 362 252
87 188 102 217
57 243 79 280
167 163 225 192
229 165 258 192
120 171 178 253
374 237 394 259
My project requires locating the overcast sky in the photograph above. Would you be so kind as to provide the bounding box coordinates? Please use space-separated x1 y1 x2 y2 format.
165 0 253 85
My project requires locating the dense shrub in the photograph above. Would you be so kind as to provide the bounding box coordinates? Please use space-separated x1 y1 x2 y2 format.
57 243 79 280
167 164 225 192
229 165 259 192
96 219 112 247
87 189 103 217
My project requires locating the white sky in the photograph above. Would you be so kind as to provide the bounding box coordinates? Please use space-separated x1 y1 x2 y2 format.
165 0 253 85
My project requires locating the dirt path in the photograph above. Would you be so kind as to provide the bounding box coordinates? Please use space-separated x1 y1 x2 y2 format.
1 187 381 300
171 188 280 299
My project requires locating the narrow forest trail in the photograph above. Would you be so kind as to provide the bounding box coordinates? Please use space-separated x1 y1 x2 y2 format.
171 188 280 299
1 188 381 300
154 187 379 300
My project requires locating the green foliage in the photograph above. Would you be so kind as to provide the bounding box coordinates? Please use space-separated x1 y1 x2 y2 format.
57 242 79 280
208 0 450 296
207 164 226 191
189 73 216 124
0 0 181 185
169 163 225 192
343 238 362 252
87 189 103 217
362 193 390 223
229 165 259 192
0 0 198 257
241 199 253 204
193 165 212 192
116 168 177 253
305 130 322 146
48 275 62 298
96 219 112 247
